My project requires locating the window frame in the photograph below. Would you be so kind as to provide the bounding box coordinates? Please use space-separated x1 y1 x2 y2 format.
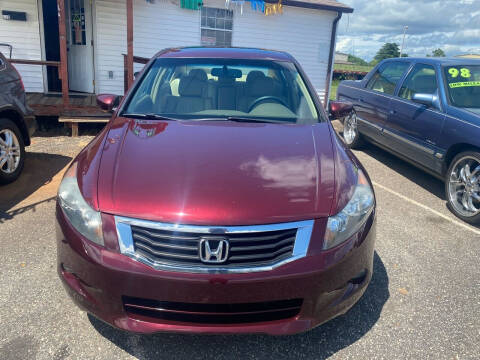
200 7 233 47
396 62 444 112
365 61 411 96
398 63 438 100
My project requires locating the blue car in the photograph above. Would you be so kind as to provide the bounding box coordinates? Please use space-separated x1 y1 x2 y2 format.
335 57 480 224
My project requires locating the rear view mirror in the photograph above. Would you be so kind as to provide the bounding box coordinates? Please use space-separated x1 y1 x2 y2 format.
211 67 242 78
329 101 353 120
97 94 121 113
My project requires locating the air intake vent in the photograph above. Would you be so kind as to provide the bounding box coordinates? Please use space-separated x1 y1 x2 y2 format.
123 296 303 324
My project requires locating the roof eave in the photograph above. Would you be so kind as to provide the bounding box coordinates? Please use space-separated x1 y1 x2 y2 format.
283 1 354 13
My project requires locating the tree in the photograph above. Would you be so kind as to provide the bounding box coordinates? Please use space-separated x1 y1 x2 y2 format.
374 43 400 62
347 54 368 66
427 48 446 57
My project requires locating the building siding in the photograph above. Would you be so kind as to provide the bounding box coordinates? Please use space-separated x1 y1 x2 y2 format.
231 2 335 100
95 0 335 99
0 0 43 93
95 0 200 95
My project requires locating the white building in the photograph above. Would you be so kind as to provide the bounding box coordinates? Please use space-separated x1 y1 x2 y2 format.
0 0 352 104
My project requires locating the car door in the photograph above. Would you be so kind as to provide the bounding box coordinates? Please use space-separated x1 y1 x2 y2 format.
385 63 446 172
355 61 411 143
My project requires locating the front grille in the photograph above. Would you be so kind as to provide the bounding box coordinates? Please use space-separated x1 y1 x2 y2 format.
123 296 303 324
131 225 298 268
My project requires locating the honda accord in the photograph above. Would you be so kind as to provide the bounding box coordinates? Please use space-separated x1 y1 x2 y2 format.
56 47 376 335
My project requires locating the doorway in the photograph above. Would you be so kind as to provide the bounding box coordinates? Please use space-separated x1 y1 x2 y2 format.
66 0 95 93
40 0 95 94
41 0 61 92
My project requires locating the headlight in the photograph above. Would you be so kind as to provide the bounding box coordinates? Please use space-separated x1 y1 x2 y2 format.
58 162 104 246
324 169 374 249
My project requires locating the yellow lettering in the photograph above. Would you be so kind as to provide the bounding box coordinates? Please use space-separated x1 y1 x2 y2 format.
449 81 480 88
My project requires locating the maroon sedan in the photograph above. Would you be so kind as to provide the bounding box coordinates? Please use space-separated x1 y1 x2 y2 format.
56 47 376 335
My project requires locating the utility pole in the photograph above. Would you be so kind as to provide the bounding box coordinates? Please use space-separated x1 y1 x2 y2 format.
399 26 408 57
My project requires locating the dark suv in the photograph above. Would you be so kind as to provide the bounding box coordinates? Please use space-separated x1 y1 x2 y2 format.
0 52 36 184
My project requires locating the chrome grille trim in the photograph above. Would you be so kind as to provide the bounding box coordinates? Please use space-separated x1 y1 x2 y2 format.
114 216 314 274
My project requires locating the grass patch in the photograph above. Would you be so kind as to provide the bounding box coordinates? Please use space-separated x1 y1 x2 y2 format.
330 79 340 100
334 63 373 73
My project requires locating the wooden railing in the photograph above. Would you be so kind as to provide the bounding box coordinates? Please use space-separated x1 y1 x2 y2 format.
9 59 61 69
123 54 150 93
8 58 69 107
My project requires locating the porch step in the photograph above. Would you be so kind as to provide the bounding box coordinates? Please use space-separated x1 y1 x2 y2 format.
59 116 110 137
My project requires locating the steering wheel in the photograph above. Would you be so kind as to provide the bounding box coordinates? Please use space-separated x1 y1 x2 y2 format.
248 96 288 113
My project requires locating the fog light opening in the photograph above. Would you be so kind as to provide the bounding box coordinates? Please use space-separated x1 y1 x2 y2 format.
349 269 367 285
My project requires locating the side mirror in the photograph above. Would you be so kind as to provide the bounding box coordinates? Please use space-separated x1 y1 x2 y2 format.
97 94 121 113
134 71 140 79
412 93 434 107
329 101 353 120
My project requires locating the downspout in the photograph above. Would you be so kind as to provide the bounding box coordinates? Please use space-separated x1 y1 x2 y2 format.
324 11 342 107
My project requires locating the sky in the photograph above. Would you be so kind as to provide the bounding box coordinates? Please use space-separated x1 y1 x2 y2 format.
336 0 480 61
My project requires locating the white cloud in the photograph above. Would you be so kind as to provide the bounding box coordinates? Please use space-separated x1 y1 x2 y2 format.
336 0 480 60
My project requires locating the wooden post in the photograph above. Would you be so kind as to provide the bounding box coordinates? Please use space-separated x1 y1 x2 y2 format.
126 0 134 90
57 0 70 109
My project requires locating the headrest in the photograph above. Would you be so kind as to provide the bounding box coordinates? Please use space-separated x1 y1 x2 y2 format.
246 70 266 83
413 75 437 94
179 75 204 97
189 69 208 82
246 76 275 97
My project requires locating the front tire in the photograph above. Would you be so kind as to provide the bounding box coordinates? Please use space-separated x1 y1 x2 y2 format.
342 111 364 149
445 151 480 224
0 118 25 185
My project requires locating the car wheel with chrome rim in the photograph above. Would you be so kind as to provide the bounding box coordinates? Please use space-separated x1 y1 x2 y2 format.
0 118 25 185
446 151 480 224
342 111 364 149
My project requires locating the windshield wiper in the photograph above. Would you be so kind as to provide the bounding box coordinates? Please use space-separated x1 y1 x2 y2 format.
195 117 283 124
226 116 283 123
121 113 180 121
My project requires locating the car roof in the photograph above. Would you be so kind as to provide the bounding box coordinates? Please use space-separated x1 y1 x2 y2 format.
154 47 295 62
383 57 480 66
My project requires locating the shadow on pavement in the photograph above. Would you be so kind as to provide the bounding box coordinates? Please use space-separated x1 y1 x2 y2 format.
331 120 445 201
0 151 71 222
361 145 445 200
89 252 389 360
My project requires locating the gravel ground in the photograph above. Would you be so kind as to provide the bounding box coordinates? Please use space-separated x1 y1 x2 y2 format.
0 128 479 360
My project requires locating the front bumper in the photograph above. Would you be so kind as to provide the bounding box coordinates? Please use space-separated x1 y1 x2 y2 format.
56 205 376 335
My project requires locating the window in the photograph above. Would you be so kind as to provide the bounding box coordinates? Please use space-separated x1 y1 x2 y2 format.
201 7 233 47
367 61 410 95
70 0 87 45
124 58 320 124
443 65 480 108
399 64 438 100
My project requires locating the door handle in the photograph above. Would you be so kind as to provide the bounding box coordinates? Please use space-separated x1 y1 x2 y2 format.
389 110 396 115
358 98 364 103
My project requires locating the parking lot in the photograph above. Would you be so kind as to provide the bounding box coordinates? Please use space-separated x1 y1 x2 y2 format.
1 124 479 359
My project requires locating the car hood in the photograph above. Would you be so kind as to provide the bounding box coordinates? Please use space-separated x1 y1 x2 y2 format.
96 118 336 225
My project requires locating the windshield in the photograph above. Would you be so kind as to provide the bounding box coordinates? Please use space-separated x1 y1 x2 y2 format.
443 65 480 108
123 58 320 123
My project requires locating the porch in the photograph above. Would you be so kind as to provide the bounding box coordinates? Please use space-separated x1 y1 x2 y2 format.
26 92 109 136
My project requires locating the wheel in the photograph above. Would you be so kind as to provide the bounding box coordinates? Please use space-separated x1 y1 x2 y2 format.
0 118 25 185
445 151 480 224
342 111 364 149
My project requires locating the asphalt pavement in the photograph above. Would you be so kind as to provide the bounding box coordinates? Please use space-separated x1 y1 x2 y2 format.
0 129 479 359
